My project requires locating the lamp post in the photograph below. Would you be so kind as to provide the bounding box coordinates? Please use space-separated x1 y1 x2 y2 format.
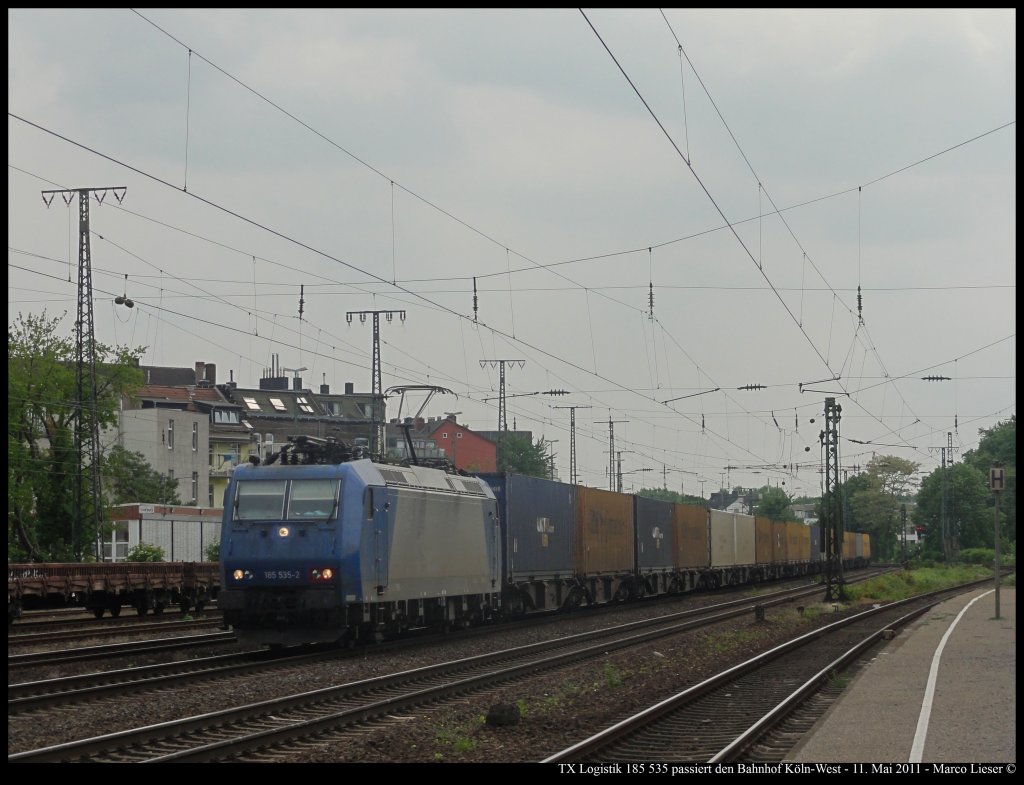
546 439 559 481
990 464 1004 619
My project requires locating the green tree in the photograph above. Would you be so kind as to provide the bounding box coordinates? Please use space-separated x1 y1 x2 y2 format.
496 433 550 477
637 487 706 505
8 311 144 562
204 541 220 562
914 463 993 554
757 486 794 520
962 417 1015 547
848 456 919 560
103 445 181 505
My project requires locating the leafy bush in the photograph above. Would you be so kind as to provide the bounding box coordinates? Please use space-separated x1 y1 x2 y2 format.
125 543 166 562
959 548 995 565
204 541 220 561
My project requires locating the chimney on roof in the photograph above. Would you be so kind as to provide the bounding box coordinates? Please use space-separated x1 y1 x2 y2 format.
195 362 206 385
345 382 354 395
205 363 216 385
320 384 330 394
415 417 425 429
292 376 302 391
227 369 237 390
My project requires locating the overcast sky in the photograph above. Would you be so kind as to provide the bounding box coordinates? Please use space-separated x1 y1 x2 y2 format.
8 9 1016 497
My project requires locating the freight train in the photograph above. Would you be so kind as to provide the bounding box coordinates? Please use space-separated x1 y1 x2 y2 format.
7 561 219 623
217 441 870 647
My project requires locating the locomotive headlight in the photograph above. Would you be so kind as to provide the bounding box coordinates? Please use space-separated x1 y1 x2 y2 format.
233 569 244 581
278 526 290 538
309 567 335 582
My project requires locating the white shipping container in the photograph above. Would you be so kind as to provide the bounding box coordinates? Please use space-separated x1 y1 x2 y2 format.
101 505 222 562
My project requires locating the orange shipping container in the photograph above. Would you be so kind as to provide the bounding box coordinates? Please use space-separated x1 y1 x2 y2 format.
771 521 788 563
785 522 802 562
754 517 773 564
672 504 709 568
843 531 856 560
574 486 635 575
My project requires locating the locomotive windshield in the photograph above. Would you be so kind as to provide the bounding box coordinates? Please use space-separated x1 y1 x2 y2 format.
234 480 287 520
233 478 340 521
286 479 340 520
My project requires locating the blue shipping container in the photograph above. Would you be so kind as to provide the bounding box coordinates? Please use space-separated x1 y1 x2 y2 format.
476 473 575 581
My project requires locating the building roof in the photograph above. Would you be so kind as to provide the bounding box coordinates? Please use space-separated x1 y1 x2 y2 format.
131 384 235 413
137 365 198 386
223 387 325 419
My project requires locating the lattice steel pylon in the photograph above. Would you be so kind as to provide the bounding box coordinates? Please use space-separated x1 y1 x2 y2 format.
347 310 405 460
42 186 126 561
554 404 591 486
596 417 628 491
821 397 846 601
479 359 524 434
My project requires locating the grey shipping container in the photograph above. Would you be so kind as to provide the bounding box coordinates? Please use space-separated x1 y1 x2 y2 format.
575 486 634 575
809 524 822 562
476 473 574 581
710 510 756 567
634 495 675 571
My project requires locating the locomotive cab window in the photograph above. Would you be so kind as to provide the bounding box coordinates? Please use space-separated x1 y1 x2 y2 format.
287 479 340 520
234 480 287 520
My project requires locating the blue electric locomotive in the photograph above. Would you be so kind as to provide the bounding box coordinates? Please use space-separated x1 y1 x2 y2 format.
218 455 500 646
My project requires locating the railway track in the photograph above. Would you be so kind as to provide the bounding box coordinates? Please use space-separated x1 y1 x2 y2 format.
541 579 993 764
8 573 891 717
8 616 225 647
9 581 835 762
7 631 238 671
10 607 222 633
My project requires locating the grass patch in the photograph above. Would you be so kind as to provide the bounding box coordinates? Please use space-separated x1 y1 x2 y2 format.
844 565 993 603
603 662 622 688
828 670 850 689
435 722 479 757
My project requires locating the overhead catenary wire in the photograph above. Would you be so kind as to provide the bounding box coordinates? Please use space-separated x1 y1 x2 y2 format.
8 13 1012 485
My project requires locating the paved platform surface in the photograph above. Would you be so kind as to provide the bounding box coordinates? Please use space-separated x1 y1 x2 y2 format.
788 584 1015 764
